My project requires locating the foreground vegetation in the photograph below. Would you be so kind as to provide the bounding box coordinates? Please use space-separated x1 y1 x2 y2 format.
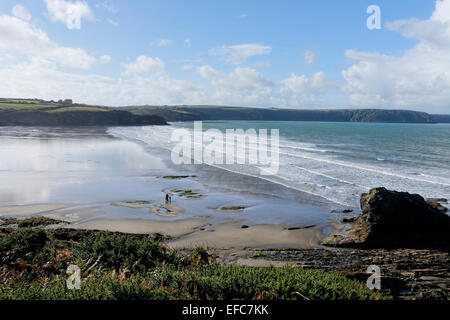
0 225 384 300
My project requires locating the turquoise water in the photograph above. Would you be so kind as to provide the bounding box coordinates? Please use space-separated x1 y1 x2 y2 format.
110 121 450 208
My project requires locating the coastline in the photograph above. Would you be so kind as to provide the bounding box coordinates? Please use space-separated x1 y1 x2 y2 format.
0 126 448 300
0 125 340 249
1 216 448 299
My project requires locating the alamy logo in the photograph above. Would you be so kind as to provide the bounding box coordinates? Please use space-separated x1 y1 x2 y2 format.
66 6 82 30
66 264 81 290
366 265 381 290
171 121 280 175
367 5 381 30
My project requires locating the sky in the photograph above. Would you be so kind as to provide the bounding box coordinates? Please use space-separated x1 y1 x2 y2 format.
0 0 449 114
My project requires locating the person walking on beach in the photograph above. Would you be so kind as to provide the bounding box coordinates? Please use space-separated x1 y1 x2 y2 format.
165 193 169 204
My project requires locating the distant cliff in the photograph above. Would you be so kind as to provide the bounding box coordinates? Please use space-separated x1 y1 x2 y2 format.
126 106 439 124
431 114 450 123
1 98 448 125
0 110 167 126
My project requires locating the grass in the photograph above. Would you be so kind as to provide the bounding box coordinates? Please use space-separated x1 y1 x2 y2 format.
124 200 151 204
0 103 56 110
219 206 247 211
0 100 109 112
171 189 203 199
47 107 109 112
0 228 387 300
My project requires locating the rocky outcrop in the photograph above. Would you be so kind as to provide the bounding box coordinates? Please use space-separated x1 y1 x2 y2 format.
248 248 449 300
327 188 450 250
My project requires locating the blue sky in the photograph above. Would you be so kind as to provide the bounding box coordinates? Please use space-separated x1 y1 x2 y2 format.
0 0 449 113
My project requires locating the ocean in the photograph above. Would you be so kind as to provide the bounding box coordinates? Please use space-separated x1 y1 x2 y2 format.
110 121 450 209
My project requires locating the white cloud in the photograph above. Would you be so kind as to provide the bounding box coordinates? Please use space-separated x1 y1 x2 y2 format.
0 15 95 69
45 0 94 29
341 0 450 113
106 18 118 26
96 1 119 14
12 5 32 22
0 41 335 108
184 39 191 47
280 72 334 106
197 65 220 78
123 56 165 75
0 58 205 106
0 14 336 109
240 14 248 18
99 55 111 64
197 65 274 105
310 71 334 91
211 44 272 64
431 0 450 22
303 50 317 65
157 39 173 47
196 65 334 107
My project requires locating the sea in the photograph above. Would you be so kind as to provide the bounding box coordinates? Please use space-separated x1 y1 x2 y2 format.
109 121 450 209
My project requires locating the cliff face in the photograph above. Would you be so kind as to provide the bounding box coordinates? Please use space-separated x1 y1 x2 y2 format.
431 114 450 123
0 102 446 126
348 109 434 123
0 110 167 126
127 106 439 124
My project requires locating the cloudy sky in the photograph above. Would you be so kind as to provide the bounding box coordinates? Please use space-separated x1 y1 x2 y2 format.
0 0 449 113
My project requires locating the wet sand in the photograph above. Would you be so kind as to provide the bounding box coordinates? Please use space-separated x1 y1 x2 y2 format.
0 203 73 217
69 217 206 238
0 126 340 249
0 202 335 248
169 222 333 249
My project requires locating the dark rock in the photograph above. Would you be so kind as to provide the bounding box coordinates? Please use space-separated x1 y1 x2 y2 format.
249 247 449 300
147 233 165 241
286 225 315 230
327 187 450 249
17 217 63 228
330 208 354 214
341 217 357 223
241 225 249 229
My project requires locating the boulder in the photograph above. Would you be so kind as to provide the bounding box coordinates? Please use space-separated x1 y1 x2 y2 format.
326 187 450 250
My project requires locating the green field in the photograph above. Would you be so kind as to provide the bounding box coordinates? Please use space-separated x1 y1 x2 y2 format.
47 106 109 112
0 99 109 112
0 102 56 110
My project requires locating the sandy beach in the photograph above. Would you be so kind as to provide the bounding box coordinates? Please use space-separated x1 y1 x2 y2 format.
0 203 73 217
69 217 206 238
0 126 341 249
169 222 334 249
0 201 337 248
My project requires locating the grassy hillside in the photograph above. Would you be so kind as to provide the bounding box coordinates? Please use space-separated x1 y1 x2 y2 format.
0 99 166 126
0 98 110 112
1 99 447 125
124 105 438 124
